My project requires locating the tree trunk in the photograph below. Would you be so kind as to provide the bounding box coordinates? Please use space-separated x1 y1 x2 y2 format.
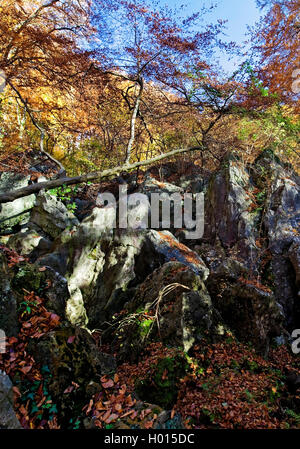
0 145 202 204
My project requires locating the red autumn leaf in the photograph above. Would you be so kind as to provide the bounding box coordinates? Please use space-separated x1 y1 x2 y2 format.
104 413 119 424
50 313 60 324
12 386 21 397
20 365 32 374
9 337 18 344
86 399 94 414
102 379 114 389
102 410 112 422
63 385 74 394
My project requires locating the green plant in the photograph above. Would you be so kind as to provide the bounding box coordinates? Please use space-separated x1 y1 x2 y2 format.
49 184 77 212
285 409 300 426
14 365 58 424
18 299 38 316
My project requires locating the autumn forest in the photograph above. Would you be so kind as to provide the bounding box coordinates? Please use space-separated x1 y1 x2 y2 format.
0 0 299 433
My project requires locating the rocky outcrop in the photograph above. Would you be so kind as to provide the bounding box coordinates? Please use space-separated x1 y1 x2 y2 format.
28 326 115 397
204 153 260 270
0 149 299 429
260 152 300 328
203 150 300 332
0 149 299 358
32 200 208 328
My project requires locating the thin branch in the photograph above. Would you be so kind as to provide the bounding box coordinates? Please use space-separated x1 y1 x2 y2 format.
7 81 66 175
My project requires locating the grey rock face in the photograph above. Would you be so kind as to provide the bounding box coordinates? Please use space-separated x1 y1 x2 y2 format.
0 371 22 429
203 242 283 355
30 192 79 239
0 253 18 337
263 163 300 326
204 153 259 268
203 151 300 331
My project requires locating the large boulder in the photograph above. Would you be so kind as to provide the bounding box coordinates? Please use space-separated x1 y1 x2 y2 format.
108 262 223 361
27 325 115 426
30 192 79 239
205 247 283 355
202 150 300 334
0 371 22 429
7 223 52 257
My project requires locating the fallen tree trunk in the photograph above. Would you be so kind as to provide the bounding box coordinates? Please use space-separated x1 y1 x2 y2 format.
0 146 202 204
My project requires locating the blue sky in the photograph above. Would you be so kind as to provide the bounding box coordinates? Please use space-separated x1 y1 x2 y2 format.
157 0 262 73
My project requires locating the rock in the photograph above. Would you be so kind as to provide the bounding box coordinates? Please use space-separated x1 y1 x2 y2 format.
208 275 282 355
138 174 183 196
42 267 69 317
0 253 18 337
0 371 22 429
36 198 208 329
178 173 206 193
7 224 52 257
109 262 222 361
140 230 209 280
73 198 94 221
202 150 299 339
27 325 116 425
11 261 46 295
260 151 300 327
0 172 36 234
204 154 260 271
10 261 69 317
87 230 208 329
201 234 283 355
136 175 187 234
181 290 223 353
204 153 259 269
135 353 188 409
289 242 300 288
30 192 79 239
